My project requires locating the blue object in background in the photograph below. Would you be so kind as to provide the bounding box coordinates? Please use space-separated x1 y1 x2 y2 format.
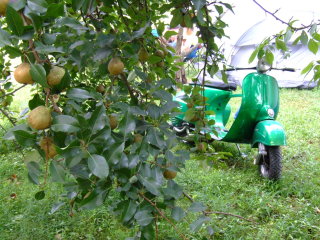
151 29 159 37
184 45 200 62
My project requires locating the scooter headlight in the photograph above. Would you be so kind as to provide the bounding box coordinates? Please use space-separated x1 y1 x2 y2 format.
257 58 272 73
268 108 275 118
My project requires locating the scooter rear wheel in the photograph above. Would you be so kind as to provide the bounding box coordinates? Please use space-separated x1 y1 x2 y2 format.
258 146 282 180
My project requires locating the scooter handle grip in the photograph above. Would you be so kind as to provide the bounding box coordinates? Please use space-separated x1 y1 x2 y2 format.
279 68 296 72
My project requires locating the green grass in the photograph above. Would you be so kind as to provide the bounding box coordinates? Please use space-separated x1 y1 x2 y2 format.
1 88 320 239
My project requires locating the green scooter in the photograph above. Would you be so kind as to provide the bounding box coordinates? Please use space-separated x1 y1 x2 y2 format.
172 59 294 180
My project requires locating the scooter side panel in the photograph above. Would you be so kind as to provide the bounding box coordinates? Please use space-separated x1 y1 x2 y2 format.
252 120 286 147
222 73 279 143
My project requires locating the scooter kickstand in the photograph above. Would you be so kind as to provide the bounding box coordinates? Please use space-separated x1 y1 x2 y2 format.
236 144 248 159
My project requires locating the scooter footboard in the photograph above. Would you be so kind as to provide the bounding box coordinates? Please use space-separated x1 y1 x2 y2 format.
252 120 286 147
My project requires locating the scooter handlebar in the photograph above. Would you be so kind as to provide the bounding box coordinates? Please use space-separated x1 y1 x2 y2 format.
272 67 296 72
225 67 296 72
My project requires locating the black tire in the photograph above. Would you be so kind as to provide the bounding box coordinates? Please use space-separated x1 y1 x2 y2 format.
258 146 282 180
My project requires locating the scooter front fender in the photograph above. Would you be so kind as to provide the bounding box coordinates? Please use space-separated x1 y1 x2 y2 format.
252 120 286 147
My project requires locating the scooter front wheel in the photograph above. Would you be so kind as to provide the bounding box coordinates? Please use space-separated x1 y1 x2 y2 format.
258 146 282 180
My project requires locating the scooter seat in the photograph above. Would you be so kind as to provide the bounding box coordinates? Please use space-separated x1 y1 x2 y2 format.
189 81 237 91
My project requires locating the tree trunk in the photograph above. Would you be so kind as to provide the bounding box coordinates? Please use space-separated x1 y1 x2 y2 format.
175 27 187 84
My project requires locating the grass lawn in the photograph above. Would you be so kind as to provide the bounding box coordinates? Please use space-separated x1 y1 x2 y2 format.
1 88 320 239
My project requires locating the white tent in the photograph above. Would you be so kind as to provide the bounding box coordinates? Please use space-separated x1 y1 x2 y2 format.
225 0 320 88
197 0 320 89
227 18 320 88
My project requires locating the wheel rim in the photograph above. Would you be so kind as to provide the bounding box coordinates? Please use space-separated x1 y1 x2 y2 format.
259 153 270 177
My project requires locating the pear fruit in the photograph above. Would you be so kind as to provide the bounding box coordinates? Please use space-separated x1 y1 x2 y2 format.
14 63 34 84
96 84 105 93
187 102 194 109
108 57 124 75
0 0 9 16
163 170 177 180
138 48 149 62
27 106 52 130
134 133 143 143
155 50 165 59
197 142 207 153
47 66 65 86
109 114 118 130
40 137 57 158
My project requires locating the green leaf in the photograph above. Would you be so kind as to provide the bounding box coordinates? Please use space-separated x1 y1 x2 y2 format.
51 115 80 133
301 61 314 75
146 127 166 149
300 31 308 45
72 0 86 11
215 5 223 15
35 190 45 200
170 11 183 28
138 175 161 196
248 48 259 64
284 29 293 43
310 24 317 35
184 14 193 28
28 0 48 14
308 39 318 55
27 161 41 185
45 3 64 18
257 48 265 59
265 50 274 65
222 3 234 13
6 6 24 36
164 30 178 41
134 210 154 227
30 64 49 88
118 111 136 138
0 29 12 47
141 224 155 240
313 33 320 42
4 46 22 58
50 202 65 214
79 189 108 210
190 215 211 232
13 130 36 147
104 142 125 165
88 105 107 134
221 70 228 84
121 200 138 223
27 12 43 31
188 201 207 212
3 124 30 140
50 161 66 182
29 94 45 110
192 0 206 11
132 22 150 39
67 88 94 100
275 39 287 51
171 207 186 221
88 154 109 179
8 0 26 10
163 180 183 199
292 36 300 46
148 55 162 64
56 17 87 31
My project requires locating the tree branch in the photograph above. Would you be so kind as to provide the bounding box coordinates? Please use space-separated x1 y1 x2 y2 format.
253 0 320 31
120 73 137 102
183 192 258 224
0 85 27 99
0 108 16 126
139 193 189 240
